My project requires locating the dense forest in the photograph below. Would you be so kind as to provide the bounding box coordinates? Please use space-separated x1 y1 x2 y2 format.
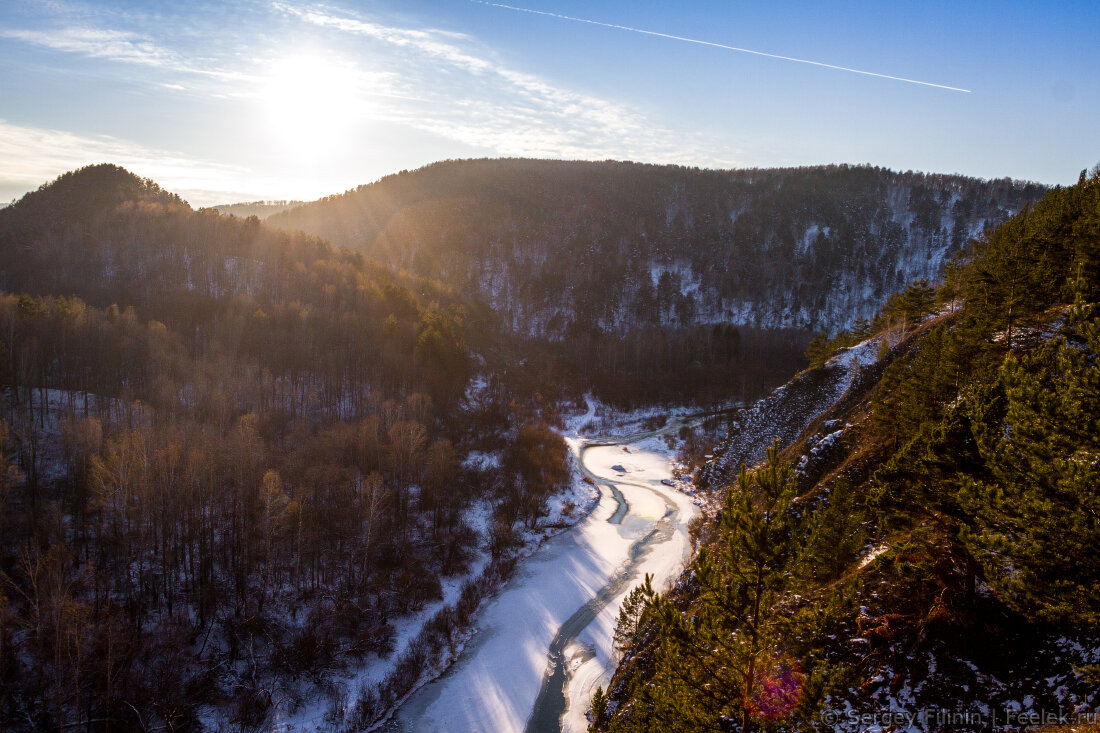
270 159 1046 335
595 168 1100 731
268 159 1047 407
0 165 573 729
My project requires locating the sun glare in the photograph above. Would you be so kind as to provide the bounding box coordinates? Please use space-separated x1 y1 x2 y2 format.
262 54 362 160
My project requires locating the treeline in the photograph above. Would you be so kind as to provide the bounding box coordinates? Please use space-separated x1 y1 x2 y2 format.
514 324 807 408
0 166 569 730
596 167 1100 730
804 278 938 366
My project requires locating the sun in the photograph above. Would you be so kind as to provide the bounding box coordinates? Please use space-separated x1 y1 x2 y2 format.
261 54 362 160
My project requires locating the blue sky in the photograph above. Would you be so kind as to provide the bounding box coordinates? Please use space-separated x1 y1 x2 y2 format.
1 0 1097 205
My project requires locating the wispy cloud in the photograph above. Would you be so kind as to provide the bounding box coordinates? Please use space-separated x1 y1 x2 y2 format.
276 3 739 165
0 120 273 206
0 22 254 84
1 26 173 67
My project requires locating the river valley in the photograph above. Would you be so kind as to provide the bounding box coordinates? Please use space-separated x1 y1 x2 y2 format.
391 414 706 733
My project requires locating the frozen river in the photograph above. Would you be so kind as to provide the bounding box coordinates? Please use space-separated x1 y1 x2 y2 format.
390 423 701 733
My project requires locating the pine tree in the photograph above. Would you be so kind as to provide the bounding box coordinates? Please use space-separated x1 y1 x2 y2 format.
804 332 831 367
639 443 805 732
899 278 937 325
849 317 872 340
590 685 609 732
960 313 1100 629
801 478 867 581
612 575 654 659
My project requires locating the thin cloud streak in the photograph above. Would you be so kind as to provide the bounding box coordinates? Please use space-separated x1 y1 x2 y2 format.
1 27 171 67
0 25 256 83
474 1 972 93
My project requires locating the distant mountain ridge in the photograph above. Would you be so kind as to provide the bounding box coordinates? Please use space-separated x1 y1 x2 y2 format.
269 159 1048 336
209 200 305 220
0 162 808 407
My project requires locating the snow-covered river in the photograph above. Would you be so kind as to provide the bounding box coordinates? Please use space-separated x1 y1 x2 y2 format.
389 422 702 733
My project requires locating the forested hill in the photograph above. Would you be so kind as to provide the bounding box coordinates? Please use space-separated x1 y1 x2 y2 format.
209 200 304 220
594 168 1100 731
0 164 487 406
0 165 587 728
1 165 433 315
269 159 1047 336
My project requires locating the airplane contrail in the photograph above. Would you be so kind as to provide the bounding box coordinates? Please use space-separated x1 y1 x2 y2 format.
473 1 972 93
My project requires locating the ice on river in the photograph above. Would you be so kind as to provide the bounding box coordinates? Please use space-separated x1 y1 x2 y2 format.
393 436 699 733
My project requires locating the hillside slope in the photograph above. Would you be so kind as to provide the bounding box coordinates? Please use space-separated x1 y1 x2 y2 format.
270 159 1046 336
0 166 571 731
595 168 1100 732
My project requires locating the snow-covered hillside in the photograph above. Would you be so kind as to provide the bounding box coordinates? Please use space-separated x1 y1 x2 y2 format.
269 160 1047 337
698 337 883 486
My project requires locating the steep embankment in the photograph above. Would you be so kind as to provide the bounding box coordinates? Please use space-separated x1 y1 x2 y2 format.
593 168 1100 733
698 336 883 487
601 310 1100 731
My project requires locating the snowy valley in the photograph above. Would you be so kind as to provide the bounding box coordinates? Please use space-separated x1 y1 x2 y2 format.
0 162 1096 733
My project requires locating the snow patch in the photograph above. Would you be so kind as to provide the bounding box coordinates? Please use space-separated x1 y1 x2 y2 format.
859 543 890 570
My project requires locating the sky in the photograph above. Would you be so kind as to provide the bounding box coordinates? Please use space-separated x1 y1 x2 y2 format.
1 0 1097 206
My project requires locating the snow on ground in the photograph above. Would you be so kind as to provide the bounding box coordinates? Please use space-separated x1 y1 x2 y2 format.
561 439 699 733
355 550 491 685
462 450 502 471
265 506 496 733
703 336 882 484
393 474 631 732
561 395 599 436
268 404 615 732
564 394 739 442
393 421 699 733
858 543 891 570
246 398 701 732
6 388 144 483
267 464 603 732
541 464 600 531
825 337 880 371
